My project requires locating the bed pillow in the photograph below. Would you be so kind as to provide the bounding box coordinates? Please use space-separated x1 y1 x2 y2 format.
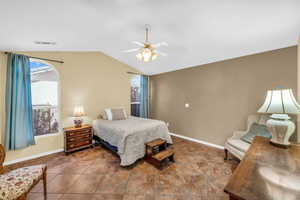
99 111 108 120
241 123 271 144
104 108 127 120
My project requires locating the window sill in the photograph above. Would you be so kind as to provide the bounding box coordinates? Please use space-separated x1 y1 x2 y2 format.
34 132 61 139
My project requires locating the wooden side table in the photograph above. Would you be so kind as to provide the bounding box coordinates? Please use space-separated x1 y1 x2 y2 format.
63 125 93 155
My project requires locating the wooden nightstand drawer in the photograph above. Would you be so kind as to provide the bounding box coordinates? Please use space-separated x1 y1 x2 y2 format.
67 140 91 150
66 130 91 138
63 125 93 154
67 134 92 142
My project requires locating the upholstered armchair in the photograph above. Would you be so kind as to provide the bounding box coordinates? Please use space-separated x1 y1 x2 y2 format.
224 114 269 160
0 144 47 200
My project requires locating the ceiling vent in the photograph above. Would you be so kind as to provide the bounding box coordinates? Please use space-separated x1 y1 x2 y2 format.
34 41 56 45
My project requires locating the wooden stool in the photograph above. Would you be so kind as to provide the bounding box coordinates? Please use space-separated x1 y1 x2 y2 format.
145 139 175 169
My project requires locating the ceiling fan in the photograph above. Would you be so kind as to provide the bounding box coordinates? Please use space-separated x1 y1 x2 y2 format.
123 24 168 62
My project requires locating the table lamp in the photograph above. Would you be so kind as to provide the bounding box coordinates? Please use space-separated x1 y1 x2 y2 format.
258 89 300 147
73 106 85 128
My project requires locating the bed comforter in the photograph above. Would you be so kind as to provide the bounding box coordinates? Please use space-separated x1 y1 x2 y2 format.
92 116 172 166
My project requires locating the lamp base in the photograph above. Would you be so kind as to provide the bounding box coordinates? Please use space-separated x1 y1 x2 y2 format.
74 119 83 128
266 114 295 148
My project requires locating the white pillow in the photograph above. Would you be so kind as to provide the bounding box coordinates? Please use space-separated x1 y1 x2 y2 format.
104 108 113 120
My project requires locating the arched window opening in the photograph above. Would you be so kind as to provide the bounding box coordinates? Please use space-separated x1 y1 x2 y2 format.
30 59 59 136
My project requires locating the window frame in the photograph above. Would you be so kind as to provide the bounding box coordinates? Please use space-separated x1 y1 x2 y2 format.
30 58 61 138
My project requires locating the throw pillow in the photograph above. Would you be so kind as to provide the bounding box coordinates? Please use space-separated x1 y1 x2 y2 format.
104 108 127 120
241 123 271 144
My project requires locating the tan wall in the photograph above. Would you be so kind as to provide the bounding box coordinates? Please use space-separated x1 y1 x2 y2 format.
298 39 300 142
151 46 297 146
0 52 138 162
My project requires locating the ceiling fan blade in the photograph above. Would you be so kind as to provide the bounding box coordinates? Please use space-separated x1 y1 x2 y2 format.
123 48 140 53
132 41 145 47
152 42 168 48
155 50 168 56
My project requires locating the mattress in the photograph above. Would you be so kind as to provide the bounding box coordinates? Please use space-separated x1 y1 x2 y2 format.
92 116 172 166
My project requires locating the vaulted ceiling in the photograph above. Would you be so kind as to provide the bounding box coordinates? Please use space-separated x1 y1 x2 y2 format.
0 0 299 75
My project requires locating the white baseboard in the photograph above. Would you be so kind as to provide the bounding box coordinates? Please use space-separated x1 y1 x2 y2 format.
169 133 224 150
3 149 64 166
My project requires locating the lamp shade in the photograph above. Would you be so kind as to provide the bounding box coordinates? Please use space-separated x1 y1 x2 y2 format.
73 106 85 117
258 89 300 114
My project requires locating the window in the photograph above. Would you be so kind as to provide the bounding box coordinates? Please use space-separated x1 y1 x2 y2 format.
30 59 59 136
131 75 141 116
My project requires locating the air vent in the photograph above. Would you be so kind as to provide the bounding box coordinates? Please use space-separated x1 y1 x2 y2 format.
34 41 56 45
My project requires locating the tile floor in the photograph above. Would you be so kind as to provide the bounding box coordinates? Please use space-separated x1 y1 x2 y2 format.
5 136 238 200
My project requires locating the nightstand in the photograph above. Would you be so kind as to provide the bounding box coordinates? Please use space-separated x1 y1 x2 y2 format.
63 125 93 155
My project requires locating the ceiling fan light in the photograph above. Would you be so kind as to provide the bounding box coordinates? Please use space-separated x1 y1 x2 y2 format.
143 54 151 60
142 48 152 59
151 53 158 60
143 56 151 62
136 52 142 60
126 25 167 63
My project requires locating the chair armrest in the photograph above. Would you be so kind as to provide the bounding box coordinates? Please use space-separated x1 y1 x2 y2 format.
231 131 247 139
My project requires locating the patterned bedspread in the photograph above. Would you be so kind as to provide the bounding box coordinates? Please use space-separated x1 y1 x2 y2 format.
92 116 172 166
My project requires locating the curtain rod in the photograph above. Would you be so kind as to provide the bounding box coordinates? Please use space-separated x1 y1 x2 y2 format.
127 71 150 76
127 71 143 75
4 52 64 64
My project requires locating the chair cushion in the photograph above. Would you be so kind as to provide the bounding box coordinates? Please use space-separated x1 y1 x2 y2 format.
227 138 250 152
241 123 271 144
0 165 45 200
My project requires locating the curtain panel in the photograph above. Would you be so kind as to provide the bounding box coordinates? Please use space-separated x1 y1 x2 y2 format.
5 53 35 150
140 75 149 118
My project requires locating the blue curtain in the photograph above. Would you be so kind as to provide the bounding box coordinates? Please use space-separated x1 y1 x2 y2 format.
5 53 35 150
140 75 149 118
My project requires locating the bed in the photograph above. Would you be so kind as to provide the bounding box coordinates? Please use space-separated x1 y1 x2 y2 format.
92 116 172 166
